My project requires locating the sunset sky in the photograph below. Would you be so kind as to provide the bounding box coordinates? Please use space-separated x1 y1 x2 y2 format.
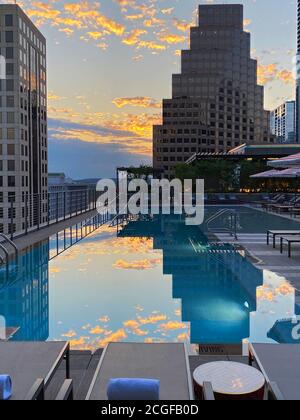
12 0 298 178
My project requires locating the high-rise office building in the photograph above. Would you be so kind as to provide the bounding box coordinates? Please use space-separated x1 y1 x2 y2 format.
0 4 47 235
153 5 274 178
296 0 300 142
271 101 296 144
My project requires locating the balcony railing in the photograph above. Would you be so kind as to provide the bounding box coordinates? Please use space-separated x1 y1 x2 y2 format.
3 188 101 240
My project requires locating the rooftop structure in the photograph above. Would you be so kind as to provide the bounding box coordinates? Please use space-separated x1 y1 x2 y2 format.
186 143 300 163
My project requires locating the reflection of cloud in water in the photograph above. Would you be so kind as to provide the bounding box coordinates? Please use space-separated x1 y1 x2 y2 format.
158 321 188 332
257 281 294 303
50 235 162 269
61 330 77 338
89 326 105 335
98 315 110 323
50 227 186 350
177 332 189 342
249 270 296 344
113 258 162 270
61 309 190 350
138 314 167 325
174 309 181 317
49 266 62 276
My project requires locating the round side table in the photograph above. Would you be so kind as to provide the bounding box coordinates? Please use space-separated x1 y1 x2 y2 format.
193 361 265 401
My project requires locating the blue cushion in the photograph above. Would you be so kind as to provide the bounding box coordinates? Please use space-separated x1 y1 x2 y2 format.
0 375 12 400
107 378 160 401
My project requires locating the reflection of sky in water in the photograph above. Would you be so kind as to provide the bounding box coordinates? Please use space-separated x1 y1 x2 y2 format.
48 226 189 350
249 270 296 344
1 210 300 350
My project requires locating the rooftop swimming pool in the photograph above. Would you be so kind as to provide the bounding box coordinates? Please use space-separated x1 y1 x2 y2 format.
205 205 300 234
0 206 299 350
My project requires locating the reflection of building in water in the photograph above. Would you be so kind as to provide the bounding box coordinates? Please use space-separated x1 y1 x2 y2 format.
120 214 263 345
249 270 299 344
0 240 49 341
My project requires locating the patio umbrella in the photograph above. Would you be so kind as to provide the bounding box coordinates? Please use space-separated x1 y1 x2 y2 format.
251 167 300 201
250 169 284 179
251 168 300 179
268 153 300 169
276 167 300 178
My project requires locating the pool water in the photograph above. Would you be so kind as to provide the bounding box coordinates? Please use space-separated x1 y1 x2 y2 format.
0 207 299 349
205 205 300 234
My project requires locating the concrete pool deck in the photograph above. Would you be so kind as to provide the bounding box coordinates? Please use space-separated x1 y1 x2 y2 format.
217 232 300 299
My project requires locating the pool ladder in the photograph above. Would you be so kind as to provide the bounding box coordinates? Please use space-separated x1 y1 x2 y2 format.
206 209 238 239
189 238 239 255
0 234 18 266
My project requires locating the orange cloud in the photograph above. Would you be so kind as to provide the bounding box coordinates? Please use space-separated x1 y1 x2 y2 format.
277 69 294 84
49 265 61 275
173 18 191 32
157 31 187 45
122 29 147 45
137 40 166 51
143 17 165 28
257 63 294 85
59 27 74 36
49 106 162 141
244 19 252 27
27 2 61 21
86 31 106 40
112 96 161 109
96 14 125 36
124 320 140 329
50 126 153 156
56 17 84 28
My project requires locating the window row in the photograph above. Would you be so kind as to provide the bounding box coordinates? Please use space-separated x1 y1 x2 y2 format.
0 175 16 187
0 144 16 155
0 159 15 171
19 17 46 54
0 30 15 43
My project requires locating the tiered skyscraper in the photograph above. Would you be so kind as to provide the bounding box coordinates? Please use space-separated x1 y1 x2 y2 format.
0 4 47 235
153 4 274 178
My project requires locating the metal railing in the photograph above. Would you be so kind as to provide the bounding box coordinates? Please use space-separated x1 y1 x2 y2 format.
206 209 238 239
1 188 100 240
0 233 18 265
49 211 111 261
